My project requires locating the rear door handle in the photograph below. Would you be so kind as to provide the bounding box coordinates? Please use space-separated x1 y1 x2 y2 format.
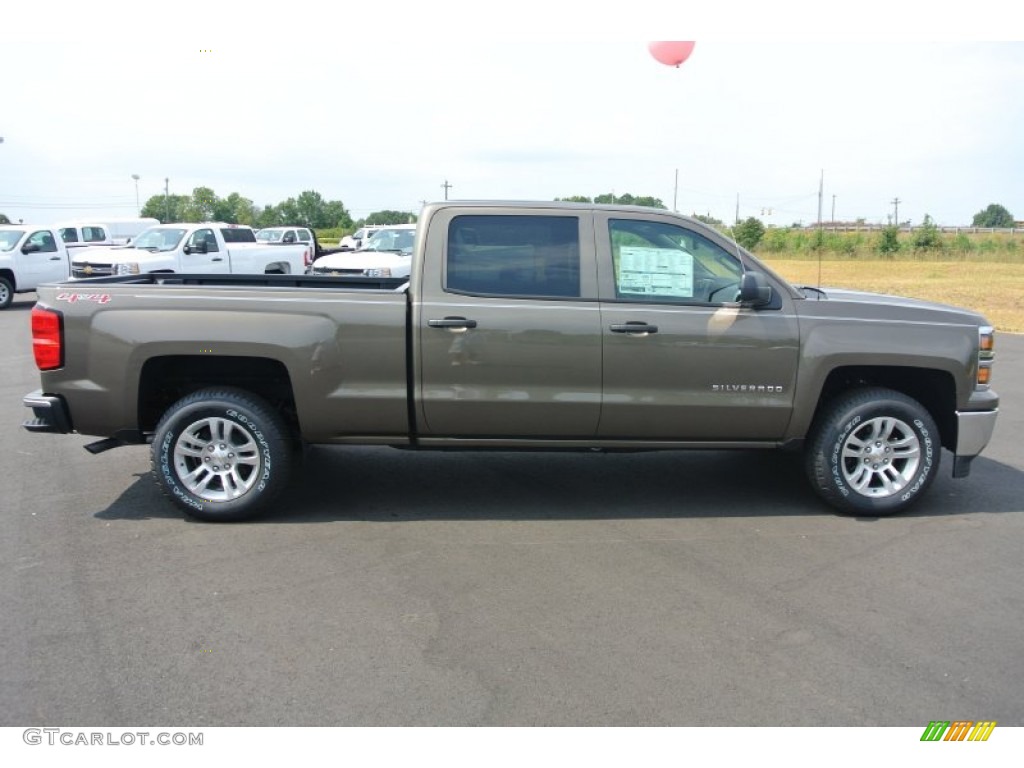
610 322 658 335
428 316 478 331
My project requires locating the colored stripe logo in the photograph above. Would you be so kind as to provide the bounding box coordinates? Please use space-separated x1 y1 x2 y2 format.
920 721 996 741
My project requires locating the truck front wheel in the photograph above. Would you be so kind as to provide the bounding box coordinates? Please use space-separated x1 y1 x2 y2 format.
151 388 292 522
805 387 939 516
0 276 13 309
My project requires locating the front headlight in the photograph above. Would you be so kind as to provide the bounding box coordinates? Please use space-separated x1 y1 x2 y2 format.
113 263 140 275
977 325 995 388
366 267 392 277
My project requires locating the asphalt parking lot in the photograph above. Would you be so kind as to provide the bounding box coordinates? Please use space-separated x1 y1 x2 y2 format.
2 292 1022 726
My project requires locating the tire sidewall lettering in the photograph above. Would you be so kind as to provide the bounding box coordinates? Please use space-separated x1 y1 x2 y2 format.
829 414 861 498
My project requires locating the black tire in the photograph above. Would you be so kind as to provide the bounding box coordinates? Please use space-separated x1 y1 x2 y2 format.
805 387 940 516
151 387 292 522
0 276 13 309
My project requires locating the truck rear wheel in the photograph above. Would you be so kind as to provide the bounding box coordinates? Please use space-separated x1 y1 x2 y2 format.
151 388 292 522
805 387 939 516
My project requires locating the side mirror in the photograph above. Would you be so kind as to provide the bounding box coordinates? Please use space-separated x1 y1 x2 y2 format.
738 271 772 307
185 240 208 255
21 243 41 254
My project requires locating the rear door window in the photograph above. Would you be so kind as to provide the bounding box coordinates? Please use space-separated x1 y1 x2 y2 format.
446 215 581 298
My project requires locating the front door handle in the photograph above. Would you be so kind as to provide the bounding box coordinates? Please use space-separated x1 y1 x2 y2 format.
211 257 224 262
428 316 478 331
610 322 658 335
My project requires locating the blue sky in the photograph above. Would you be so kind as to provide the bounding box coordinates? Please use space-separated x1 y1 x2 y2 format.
2 3 1021 227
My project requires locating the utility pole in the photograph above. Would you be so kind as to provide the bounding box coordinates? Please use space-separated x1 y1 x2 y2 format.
164 177 170 223
831 194 836 224
673 168 678 213
734 194 739 225
817 170 824 227
441 180 452 201
891 197 901 226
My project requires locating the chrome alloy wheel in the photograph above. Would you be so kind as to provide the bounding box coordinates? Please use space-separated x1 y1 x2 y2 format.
840 416 921 497
172 416 261 501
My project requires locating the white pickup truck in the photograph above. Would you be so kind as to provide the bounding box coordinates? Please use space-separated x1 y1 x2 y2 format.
0 225 71 309
70 222 312 278
338 225 385 251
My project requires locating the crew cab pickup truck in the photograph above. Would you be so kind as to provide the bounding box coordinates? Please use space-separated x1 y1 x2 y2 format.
23 201 999 522
69 222 311 279
0 225 71 309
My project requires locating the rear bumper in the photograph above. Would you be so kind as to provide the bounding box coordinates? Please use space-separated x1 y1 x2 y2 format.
22 390 73 434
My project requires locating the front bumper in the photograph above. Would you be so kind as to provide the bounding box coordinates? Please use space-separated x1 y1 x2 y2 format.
952 408 999 478
22 390 73 434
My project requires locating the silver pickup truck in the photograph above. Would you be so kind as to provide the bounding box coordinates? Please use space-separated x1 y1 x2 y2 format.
23 201 999 521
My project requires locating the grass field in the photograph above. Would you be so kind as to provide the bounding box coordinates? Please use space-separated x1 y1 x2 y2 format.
762 258 1024 333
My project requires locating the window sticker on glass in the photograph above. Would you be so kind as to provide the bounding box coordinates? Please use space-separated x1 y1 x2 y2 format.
617 247 694 297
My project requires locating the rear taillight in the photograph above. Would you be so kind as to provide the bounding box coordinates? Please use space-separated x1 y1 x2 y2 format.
31 306 64 371
304 247 312 267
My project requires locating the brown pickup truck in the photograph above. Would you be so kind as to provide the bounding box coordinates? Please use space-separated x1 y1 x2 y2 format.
23 201 999 521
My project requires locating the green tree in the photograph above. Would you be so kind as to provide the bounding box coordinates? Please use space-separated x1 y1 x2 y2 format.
912 214 943 250
877 224 901 257
180 186 219 222
588 193 666 209
323 200 353 229
214 192 257 225
693 214 728 233
295 190 328 228
972 203 1014 228
555 195 592 203
625 195 667 209
141 193 189 223
733 217 766 250
255 205 282 228
365 210 414 225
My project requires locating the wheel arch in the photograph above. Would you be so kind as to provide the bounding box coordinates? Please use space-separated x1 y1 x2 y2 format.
808 366 957 452
138 355 299 441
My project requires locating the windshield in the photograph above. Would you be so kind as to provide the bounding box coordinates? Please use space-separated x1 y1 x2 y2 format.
132 227 187 251
0 228 25 252
256 228 284 242
0 229 27 251
363 228 415 254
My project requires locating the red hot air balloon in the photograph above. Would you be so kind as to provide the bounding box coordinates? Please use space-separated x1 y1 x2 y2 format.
648 41 696 67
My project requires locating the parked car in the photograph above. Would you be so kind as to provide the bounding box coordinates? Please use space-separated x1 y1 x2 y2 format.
309 224 416 278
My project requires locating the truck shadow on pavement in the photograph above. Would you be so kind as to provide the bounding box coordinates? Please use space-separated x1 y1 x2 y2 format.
5 296 37 312
95 446 1024 523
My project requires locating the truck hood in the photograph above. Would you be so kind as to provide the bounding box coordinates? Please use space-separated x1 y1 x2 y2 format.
313 250 412 275
797 286 990 326
71 246 146 264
